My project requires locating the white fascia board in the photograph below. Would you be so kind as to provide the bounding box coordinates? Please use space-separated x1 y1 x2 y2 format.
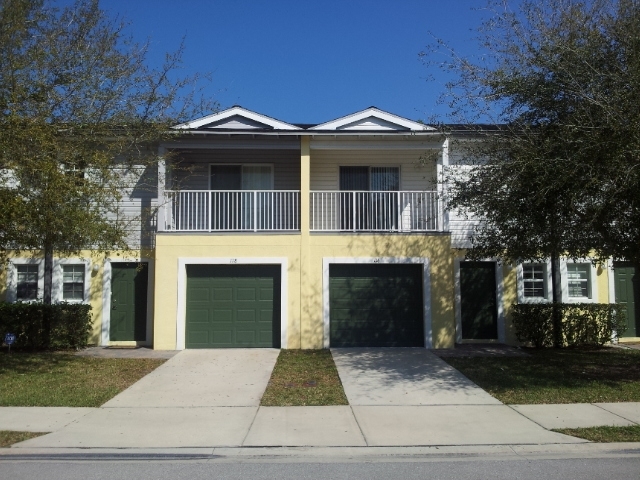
309 107 435 131
172 106 302 131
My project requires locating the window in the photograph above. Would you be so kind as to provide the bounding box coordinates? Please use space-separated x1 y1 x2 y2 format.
210 164 273 190
339 166 400 192
339 166 400 230
567 263 590 299
523 264 546 298
16 265 38 300
62 265 85 301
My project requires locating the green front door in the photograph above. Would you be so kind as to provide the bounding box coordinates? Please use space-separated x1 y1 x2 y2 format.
614 263 639 337
329 264 424 347
460 261 498 340
186 265 280 348
110 263 148 341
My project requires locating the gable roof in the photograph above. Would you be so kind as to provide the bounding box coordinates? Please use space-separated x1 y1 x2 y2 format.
308 107 434 132
173 106 302 131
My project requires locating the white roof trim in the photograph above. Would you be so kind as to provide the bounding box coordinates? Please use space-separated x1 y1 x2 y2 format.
309 107 434 131
173 106 302 131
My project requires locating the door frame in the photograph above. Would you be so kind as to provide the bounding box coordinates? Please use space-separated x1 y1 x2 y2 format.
176 257 288 350
322 257 431 349
454 258 505 343
101 257 154 346
608 260 639 340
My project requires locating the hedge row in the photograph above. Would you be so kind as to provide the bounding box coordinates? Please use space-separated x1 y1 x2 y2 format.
512 303 627 348
0 302 93 350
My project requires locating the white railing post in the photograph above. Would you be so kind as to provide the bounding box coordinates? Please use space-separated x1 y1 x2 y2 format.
397 191 401 232
208 191 211 232
253 191 258 232
352 191 356 232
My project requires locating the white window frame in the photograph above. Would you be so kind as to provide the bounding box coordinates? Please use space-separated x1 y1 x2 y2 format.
53 259 92 304
517 261 552 303
560 259 598 303
6 258 44 303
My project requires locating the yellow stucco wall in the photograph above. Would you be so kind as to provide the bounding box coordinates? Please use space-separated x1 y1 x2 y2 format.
0 249 154 346
153 234 303 350
2 245 629 350
306 234 455 349
153 232 455 350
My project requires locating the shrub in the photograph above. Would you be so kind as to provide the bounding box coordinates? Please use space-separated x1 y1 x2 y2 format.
512 303 627 348
0 302 93 350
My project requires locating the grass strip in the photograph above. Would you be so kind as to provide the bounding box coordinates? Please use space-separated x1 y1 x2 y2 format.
441 347 640 404
553 425 640 442
0 431 48 448
261 350 348 406
0 352 165 407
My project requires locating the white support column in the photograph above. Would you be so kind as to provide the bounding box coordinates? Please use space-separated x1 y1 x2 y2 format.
157 147 166 232
437 137 450 232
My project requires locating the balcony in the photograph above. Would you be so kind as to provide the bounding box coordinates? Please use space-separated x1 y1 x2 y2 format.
310 191 440 232
163 190 300 232
160 190 440 233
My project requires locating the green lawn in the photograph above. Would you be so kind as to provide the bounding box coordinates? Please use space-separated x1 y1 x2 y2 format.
441 347 640 404
0 431 48 448
554 425 640 442
261 350 348 406
0 352 165 407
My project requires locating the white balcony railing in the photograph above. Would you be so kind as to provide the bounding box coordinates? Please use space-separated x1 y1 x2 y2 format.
310 191 440 232
163 190 300 232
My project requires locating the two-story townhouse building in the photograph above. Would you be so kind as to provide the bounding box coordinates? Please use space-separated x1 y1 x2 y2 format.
2 106 638 349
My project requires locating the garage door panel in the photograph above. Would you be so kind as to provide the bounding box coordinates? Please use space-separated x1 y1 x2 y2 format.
186 264 280 348
330 264 424 348
188 287 210 302
212 287 233 301
236 287 257 301
212 330 233 344
188 309 210 324
188 329 210 346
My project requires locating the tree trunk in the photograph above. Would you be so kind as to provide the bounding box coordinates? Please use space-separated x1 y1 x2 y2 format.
43 243 54 348
550 254 563 348
43 244 53 305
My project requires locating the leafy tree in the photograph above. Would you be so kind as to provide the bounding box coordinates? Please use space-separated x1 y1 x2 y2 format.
422 0 640 345
0 0 215 305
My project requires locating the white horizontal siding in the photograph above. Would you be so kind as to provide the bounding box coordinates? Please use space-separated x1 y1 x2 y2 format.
172 149 300 191
443 164 482 248
310 149 437 191
107 164 159 249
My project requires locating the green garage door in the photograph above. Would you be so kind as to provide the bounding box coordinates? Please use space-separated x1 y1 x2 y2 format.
186 265 281 348
330 264 424 347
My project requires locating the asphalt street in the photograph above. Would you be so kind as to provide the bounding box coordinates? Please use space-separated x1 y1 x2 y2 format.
1 452 640 480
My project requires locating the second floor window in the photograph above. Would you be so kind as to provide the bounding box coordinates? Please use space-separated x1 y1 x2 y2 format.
210 165 273 190
16 265 38 300
339 166 400 191
523 264 546 298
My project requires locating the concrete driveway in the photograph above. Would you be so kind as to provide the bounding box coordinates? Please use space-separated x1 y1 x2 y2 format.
103 349 279 407
331 348 501 405
19 349 280 448
331 348 581 447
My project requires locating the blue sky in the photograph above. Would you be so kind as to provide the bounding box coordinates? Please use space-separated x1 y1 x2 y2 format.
96 0 491 124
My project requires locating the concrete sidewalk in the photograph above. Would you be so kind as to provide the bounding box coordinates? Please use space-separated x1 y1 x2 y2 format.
3 349 639 449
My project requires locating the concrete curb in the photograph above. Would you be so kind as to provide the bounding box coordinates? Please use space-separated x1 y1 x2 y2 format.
2 443 640 460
